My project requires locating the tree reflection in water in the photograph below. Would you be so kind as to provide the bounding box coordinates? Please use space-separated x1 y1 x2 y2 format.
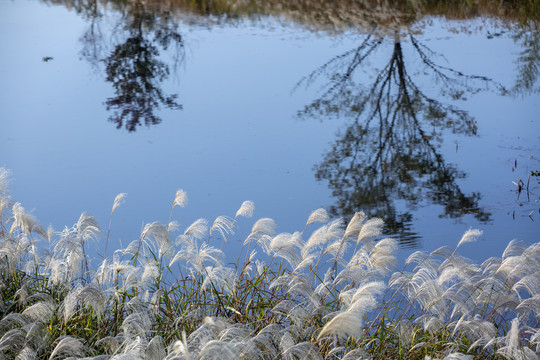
298 32 496 246
59 0 184 131
103 1 183 132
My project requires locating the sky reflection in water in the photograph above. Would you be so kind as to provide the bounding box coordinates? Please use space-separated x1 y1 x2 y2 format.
1 0 539 263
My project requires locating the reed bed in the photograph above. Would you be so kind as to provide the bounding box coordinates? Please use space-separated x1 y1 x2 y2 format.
0 168 538 360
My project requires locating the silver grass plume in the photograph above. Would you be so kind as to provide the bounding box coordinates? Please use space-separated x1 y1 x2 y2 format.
21 298 56 324
304 218 343 258
173 189 188 208
357 217 384 246
172 331 191 360
183 218 208 240
317 310 364 340
270 232 303 268
139 222 172 260
199 340 238 360
112 193 127 214
0 167 10 194
49 336 86 359
343 212 365 240
456 229 483 249
15 347 37 360
201 265 237 295
235 200 254 218
209 216 234 241
145 336 166 360
0 328 25 353
250 218 277 237
10 202 46 238
306 208 329 227
492 317 538 360
170 237 223 276
243 217 277 254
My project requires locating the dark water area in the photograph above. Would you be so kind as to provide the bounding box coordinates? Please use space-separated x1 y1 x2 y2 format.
1 0 539 264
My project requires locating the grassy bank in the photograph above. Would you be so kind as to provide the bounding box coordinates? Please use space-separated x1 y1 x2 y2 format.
0 168 538 359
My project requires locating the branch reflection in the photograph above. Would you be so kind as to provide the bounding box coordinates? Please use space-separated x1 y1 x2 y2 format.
298 32 495 246
46 0 184 132
103 1 183 132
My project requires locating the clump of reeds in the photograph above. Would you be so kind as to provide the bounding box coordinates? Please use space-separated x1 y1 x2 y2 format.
0 167 538 360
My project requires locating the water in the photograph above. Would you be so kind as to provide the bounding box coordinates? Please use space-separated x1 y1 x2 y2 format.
1 0 539 264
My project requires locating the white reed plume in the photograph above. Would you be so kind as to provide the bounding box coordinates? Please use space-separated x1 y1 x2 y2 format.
173 331 191 360
456 228 482 249
145 335 166 360
201 265 237 295
348 281 385 313
15 347 37 360
187 317 230 355
76 212 101 243
0 167 10 194
304 218 343 255
317 310 363 340
170 237 223 276
10 202 46 238
344 212 365 240
250 218 277 237
243 217 277 255
369 237 398 274
21 298 56 324
141 260 160 284
173 189 188 208
357 217 384 246
270 232 303 267
0 329 25 353
494 317 538 360
49 336 86 359
450 315 496 351
280 332 322 360
78 283 107 318
111 193 127 214
121 312 152 337
273 300 311 324
235 200 255 218
139 222 172 260
183 218 208 240
199 340 238 360
167 189 189 231
105 193 127 259
306 208 329 227
210 215 234 241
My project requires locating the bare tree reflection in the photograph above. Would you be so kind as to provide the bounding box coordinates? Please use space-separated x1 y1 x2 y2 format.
103 1 183 131
298 33 494 246
47 0 184 132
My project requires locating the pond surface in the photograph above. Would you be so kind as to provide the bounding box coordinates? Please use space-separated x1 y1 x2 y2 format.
1 0 539 263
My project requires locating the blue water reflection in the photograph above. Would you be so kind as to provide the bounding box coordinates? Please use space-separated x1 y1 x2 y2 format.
0 0 538 265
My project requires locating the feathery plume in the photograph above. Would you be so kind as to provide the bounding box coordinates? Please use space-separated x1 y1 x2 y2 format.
184 218 208 240
344 212 365 239
145 336 166 360
306 208 329 227
112 193 127 214
317 311 363 340
49 336 86 359
173 189 188 208
210 216 234 240
235 200 255 218
457 229 483 249
199 340 238 360
357 217 383 245
10 202 45 238
173 331 191 360
251 218 277 236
